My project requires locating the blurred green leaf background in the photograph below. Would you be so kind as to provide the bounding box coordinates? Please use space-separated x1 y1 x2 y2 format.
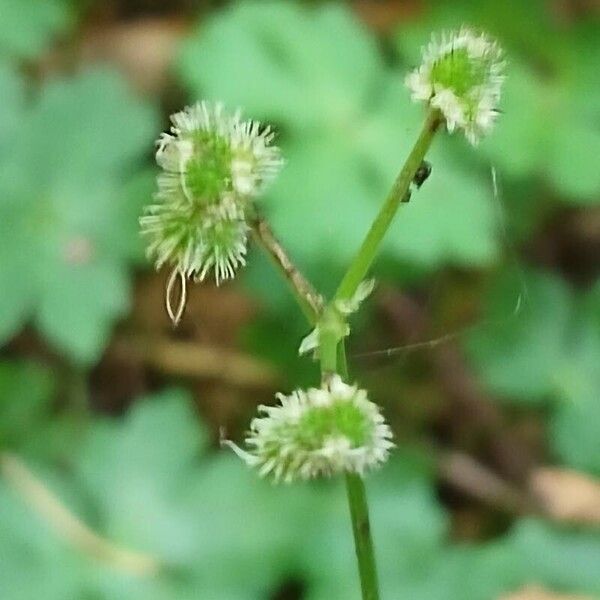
0 1 599 599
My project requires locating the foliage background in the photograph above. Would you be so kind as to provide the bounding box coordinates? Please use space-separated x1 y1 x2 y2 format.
0 1 599 598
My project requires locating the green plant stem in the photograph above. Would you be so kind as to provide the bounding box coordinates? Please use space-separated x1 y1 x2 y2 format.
250 217 323 324
252 108 444 600
316 108 443 597
328 110 442 597
335 108 442 303
319 328 339 375
345 471 380 600
319 332 380 600
337 340 349 380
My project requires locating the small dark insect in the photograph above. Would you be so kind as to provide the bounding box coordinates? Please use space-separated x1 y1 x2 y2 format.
402 160 432 203
413 160 432 189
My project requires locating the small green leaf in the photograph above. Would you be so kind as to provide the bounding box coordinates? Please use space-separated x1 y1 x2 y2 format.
466 269 571 401
76 389 208 562
508 519 600 594
467 268 600 474
0 482 87 600
0 69 157 363
179 2 383 129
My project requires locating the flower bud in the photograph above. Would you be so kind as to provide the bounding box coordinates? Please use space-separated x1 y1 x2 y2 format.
140 101 283 321
225 376 394 482
406 28 505 144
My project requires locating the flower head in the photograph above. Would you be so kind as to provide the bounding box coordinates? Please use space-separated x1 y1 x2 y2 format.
225 376 394 482
406 28 505 144
140 101 283 321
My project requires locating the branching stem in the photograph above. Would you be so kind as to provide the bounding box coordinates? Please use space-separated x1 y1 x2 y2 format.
250 217 323 324
253 108 443 600
335 108 442 303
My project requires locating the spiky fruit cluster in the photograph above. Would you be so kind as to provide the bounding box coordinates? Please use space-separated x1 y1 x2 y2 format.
406 28 505 144
226 376 394 482
140 102 283 311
